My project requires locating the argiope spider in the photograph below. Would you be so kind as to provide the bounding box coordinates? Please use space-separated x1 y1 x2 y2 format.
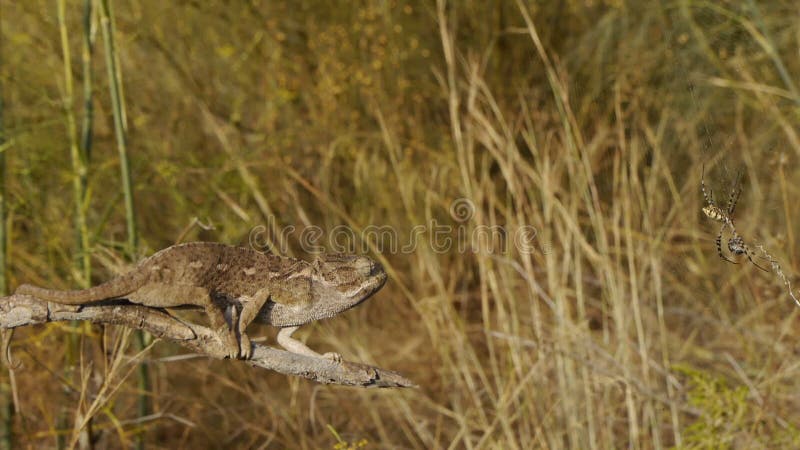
700 164 768 272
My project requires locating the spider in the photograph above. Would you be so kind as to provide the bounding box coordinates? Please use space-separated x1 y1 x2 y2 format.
700 164 768 272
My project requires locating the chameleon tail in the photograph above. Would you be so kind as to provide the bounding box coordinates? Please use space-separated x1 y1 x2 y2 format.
15 271 146 304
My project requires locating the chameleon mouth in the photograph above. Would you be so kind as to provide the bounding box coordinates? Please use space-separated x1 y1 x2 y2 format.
368 260 387 287
370 259 386 278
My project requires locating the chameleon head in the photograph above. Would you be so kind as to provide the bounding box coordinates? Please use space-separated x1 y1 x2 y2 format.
263 253 387 326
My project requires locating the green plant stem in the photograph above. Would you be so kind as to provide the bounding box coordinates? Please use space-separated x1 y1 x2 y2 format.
57 0 93 448
0 6 12 449
79 0 96 310
99 0 136 255
80 0 95 178
98 2 149 448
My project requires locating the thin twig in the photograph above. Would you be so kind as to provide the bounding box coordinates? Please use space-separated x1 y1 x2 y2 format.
753 244 800 308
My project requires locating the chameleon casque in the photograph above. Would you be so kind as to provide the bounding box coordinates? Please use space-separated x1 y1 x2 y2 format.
15 242 387 360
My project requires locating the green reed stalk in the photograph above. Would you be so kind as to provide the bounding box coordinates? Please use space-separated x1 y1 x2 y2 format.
81 0 95 186
59 1 91 288
0 10 12 449
98 0 136 255
78 1 96 445
98 2 149 448
0 0 7 307
57 0 94 448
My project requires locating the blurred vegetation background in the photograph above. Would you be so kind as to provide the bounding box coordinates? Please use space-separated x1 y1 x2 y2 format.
0 0 799 448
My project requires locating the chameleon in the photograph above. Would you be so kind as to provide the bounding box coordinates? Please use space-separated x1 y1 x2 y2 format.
14 242 387 360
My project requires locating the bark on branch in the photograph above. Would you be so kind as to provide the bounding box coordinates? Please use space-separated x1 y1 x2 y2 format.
0 294 414 388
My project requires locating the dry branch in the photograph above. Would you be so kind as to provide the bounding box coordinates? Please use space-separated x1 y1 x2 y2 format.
0 294 414 388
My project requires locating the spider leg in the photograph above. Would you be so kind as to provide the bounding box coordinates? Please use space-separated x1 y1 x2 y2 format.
716 222 738 264
701 164 715 206
726 171 742 217
729 227 769 272
736 236 770 272
744 248 769 272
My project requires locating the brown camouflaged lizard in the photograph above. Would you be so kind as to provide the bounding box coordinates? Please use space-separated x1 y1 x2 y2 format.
15 242 387 360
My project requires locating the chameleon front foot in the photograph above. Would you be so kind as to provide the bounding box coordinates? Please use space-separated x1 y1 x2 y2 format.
238 332 253 359
277 326 340 363
217 326 241 359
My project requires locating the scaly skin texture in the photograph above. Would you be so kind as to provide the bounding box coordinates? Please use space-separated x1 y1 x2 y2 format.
15 242 387 360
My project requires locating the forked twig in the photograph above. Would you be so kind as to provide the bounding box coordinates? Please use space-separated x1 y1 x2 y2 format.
0 294 414 388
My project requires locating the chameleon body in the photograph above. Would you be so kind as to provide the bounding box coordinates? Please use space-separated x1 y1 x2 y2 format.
15 242 387 360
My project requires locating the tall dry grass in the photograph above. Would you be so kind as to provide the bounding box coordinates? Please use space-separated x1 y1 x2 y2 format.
1 0 799 448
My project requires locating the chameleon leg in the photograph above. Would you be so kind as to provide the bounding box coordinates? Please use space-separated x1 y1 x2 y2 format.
128 283 241 359
276 326 342 362
1 329 20 369
205 302 240 359
235 288 271 359
167 288 240 359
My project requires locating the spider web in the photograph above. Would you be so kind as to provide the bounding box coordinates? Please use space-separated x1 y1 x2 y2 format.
671 2 799 306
